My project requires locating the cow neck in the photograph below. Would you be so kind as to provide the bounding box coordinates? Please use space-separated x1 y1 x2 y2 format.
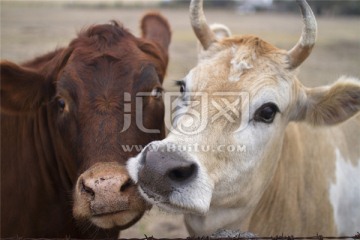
248 122 338 235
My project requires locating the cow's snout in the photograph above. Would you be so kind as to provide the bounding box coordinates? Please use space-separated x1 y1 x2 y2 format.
77 174 133 215
73 162 149 229
128 143 214 215
138 148 198 197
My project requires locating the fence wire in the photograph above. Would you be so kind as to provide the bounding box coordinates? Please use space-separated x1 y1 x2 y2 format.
3 233 360 240
139 233 360 240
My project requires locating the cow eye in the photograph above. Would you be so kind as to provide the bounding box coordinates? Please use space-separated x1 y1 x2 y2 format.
254 103 279 123
150 87 163 99
58 98 66 112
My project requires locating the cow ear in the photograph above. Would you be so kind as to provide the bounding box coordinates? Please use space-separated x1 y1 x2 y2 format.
210 23 231 41
297 76 360 125
141 12 171 53
197 23 231 55
1 61 48 114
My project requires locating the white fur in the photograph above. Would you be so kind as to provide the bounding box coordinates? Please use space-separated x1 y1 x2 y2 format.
228 46 253 82
329 149 360 235
185 207 251 236
168 157 214 215
127 155 142 183
210 23 232 40
229 60 252 82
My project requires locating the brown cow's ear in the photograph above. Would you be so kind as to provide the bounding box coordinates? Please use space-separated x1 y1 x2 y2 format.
141 12 171 53
1 61 48 114
297 76 360 125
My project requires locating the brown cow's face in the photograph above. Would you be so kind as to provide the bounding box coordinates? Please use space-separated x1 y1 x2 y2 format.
58 40 166 229
67 17 170 229
55 46 166 168
0 13 171 231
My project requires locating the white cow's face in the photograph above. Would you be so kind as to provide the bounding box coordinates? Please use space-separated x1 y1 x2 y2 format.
169 41 297 209
128 37 304 215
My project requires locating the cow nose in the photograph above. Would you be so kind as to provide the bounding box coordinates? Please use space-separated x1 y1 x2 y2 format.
76 174 135 216
73 162 149 221
168 163 197 182
138 148 198 196
79 177 133 199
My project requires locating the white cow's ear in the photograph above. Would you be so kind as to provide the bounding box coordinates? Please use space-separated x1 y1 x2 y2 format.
197 23 231 55
297 76 360 125
210 23 232 40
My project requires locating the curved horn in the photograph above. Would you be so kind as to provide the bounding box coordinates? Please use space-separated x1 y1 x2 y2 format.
288 0 317 69
190 0 217 50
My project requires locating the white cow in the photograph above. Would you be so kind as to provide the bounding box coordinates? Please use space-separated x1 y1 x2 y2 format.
128 0 360 236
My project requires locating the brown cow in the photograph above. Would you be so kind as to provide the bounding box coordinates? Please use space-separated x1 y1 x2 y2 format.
1 13 171 237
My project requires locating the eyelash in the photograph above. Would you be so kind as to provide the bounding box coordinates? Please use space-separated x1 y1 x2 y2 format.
175 80 186 94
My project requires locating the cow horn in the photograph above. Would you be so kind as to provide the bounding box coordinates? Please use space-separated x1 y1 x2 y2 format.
190 0 217 50
288 0 317 69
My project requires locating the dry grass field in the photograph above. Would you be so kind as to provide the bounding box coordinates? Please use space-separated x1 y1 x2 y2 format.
1 1 359 238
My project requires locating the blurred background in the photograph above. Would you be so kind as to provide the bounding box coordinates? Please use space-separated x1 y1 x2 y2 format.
1 0 359 238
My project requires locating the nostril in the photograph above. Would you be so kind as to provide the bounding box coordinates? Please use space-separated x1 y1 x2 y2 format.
120 179 134 192
168 163 197 183
80 179 95 198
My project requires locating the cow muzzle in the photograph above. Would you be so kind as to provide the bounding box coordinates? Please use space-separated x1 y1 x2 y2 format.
73 162 150 229
128 142 213 215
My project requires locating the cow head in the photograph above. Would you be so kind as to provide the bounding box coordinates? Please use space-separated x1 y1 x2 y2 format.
128 0 360 234
1 13 171 231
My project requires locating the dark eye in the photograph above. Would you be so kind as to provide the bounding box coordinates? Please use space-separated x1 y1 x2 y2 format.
58 98 66 112
175 80 186 94
150 87 163 99
254 103 279 123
